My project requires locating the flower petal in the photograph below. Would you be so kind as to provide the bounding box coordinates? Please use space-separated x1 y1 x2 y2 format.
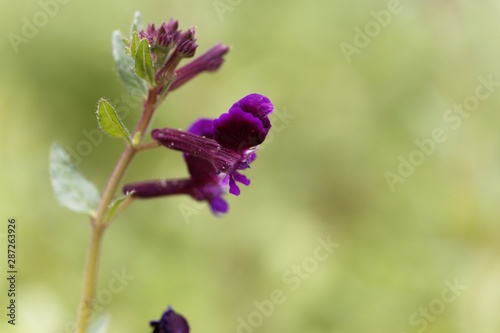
213 108 267 152
209 196 229 215
232 93 273 118
246 151 257 164
187 118 214 138
228 176 241 196
184 155 217 180
233 171 250 186
231 93 273 133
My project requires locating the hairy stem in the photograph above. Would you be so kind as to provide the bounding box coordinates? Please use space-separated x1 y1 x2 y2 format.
75 88 159 333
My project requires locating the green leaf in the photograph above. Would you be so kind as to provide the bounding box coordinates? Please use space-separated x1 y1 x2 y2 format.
130 11 143 36
130 31 140 57
96 98 131 141
49 143 100 216
112 30 148 96
88 315 110 333
134 38 155 85
105 192 133 223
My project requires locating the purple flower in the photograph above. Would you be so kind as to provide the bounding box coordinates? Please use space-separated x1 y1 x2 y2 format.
150 307 189 333
170 44 230 91
123 94 273 215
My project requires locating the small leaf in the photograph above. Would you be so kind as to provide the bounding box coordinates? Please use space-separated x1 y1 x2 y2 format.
130 11 143 36
96 98 131 141
106 192 133 223
130 31 140 57
112 30 148 96
50 143 100 215
88 315 110 333
134 38 155 85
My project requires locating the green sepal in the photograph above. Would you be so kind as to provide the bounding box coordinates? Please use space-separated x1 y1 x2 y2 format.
130 31 140 57
112 30 148 96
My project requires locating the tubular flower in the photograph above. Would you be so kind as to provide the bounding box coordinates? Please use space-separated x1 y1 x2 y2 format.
170 43 230 91
123 93 273 215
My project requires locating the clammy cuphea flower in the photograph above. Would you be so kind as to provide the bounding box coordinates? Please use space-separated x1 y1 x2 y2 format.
123 93 273 215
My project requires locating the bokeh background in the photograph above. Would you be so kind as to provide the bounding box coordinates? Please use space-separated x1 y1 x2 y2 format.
2 0 500 332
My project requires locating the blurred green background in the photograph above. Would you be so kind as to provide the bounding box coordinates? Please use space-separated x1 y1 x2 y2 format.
2 0 500 332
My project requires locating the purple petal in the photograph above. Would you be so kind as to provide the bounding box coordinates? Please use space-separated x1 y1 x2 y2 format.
228 176 241 196
209 196 229 215
246 151 257 164
187 118 215 138
213 108 267 152
184 155 217 180
191 179 224 200
232 94 273 118
150 307 189 333
220 173 230 186
233 171 250 186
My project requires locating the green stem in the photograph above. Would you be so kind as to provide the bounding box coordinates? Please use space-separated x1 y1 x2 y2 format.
135 141 160 151
74 223 106 333
74 88 159 333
